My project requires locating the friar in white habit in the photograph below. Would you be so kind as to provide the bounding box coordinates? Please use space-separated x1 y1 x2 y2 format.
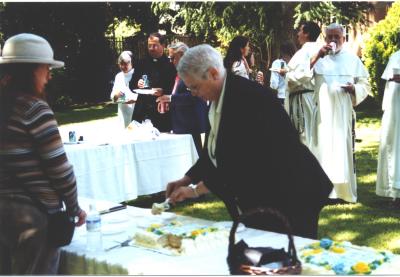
309 23 370 203
376 49 400 206
285 21 322 147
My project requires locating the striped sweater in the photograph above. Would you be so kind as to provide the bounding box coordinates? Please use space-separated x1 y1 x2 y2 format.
0 94 81 216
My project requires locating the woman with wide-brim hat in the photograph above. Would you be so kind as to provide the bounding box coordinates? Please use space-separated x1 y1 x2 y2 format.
0 33 87 274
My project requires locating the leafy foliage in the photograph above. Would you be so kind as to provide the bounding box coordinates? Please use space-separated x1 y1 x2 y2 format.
363 1 400 101
0 2 160 105
294 2 373 29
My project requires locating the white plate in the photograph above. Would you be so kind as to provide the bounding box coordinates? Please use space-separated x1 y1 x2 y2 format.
269 68 282 72
212 221 246 233
133 89 155 95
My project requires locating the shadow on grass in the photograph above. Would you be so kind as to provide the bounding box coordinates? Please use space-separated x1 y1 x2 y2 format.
55 102 117 126
318 138 400 254
126 192 230 222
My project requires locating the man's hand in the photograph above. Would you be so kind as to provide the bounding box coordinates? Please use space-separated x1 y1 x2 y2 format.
317 43 333 59
152 88 163 97
341 82 355 95
113 91 124 102
137 79 145 88
278 68 287 76
169 186 198 204
166 176 192 200
156 95 171 104
311 43 334 69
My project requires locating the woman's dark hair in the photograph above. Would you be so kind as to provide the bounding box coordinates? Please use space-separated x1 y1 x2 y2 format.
0 63 41 131
223 36 249 72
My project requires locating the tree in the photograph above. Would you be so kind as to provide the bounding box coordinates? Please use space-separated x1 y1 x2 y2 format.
152 1 373 77
0 2 161 105
152 1 297 77
363 1 400 101
293 2 374 29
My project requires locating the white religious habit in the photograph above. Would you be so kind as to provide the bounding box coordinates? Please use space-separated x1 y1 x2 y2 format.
110 68 137 128
311 48 370 203
376 50 400 199
285 42 321 147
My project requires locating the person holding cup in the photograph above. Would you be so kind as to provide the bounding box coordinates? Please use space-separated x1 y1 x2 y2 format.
309 23 371 204
156 42 209 155
129 32 176 132
376 49 400 207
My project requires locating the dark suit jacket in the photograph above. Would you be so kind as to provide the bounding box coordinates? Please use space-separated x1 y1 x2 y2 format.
186 74 333 235
129 55 176 132
170 79 208 135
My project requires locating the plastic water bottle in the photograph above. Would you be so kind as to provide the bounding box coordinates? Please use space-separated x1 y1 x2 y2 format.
86 204 103 252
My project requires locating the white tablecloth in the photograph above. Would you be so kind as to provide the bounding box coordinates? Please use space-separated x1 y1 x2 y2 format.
59 197 315 275
64 134 198 203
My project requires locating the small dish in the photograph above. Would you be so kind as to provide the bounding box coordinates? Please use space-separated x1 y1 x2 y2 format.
133 89 155 95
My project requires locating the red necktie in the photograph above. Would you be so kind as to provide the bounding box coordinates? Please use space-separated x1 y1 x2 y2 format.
172 75 180 95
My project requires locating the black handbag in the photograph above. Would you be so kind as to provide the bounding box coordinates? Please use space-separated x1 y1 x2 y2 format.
46 210 76 247
10 168 76 247
227 208 302 275
15 180 76 247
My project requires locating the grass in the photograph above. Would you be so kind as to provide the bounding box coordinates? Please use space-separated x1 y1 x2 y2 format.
58 102 400 253
54 102 117 126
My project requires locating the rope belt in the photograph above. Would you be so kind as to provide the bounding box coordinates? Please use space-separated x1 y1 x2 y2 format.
288 90 313 134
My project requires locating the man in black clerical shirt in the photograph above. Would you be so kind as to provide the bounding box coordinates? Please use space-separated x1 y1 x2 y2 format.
129 33 176 132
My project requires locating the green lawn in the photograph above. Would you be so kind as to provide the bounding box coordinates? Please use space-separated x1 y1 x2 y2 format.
58 102 400 253
55 102 117 126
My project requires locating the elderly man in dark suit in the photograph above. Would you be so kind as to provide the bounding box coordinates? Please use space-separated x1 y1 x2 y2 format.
165 44 333 239
156 42 209 155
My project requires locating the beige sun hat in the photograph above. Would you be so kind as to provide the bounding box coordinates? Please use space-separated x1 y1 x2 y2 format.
0 33 64 68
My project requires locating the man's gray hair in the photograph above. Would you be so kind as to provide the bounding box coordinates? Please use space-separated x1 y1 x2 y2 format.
325 23 345 35
177 44 225 80
168 41 189 54
118 50 132 64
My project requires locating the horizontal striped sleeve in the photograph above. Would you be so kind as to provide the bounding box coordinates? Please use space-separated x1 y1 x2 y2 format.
25 100 81 216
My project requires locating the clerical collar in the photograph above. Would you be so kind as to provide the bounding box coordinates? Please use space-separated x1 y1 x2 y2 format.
153 58 158 62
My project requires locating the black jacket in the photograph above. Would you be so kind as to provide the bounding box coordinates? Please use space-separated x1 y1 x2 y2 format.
129 55 176 132
186 74 333 236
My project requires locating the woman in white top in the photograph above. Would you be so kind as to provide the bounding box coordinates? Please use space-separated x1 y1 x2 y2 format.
224 36 264 85
110 51 138 128
223 36 252 78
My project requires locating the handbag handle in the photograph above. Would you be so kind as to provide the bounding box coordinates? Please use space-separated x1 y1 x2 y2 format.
229 207 300 265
